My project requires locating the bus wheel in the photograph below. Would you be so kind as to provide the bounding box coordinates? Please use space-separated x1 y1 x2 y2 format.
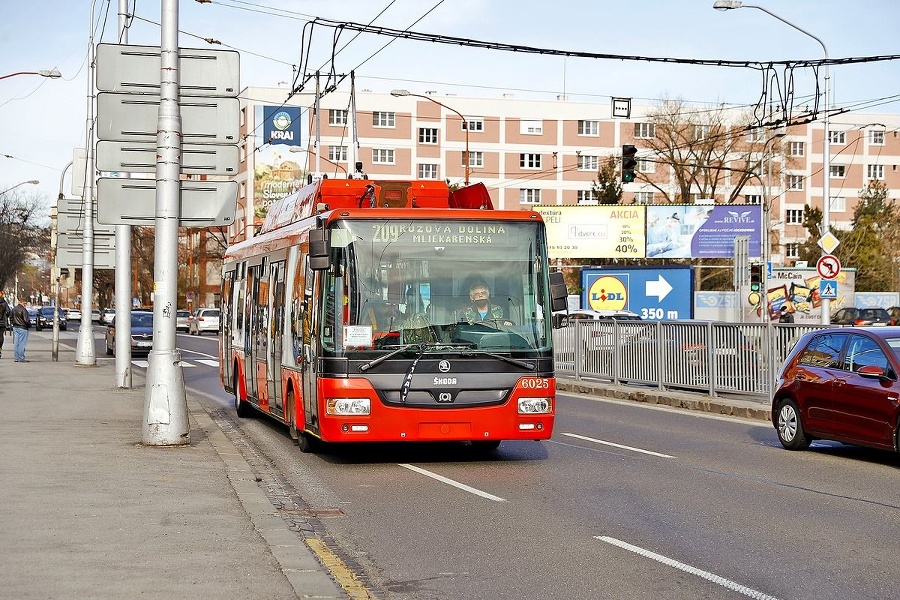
234 374 252 418
297 432 318 454
471 440 501 453
287 388 299 441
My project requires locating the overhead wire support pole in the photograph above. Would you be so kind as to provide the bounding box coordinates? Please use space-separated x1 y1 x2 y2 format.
143 0 189 446
115 0 133 388
76 0 99 367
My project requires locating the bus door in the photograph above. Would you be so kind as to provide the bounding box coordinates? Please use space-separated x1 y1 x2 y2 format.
252 258 270 409
221 269 234 387
267 260 286 417
300 255 319 432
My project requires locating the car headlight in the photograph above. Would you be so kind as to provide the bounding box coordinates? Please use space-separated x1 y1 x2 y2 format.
326 398 371 415
518 397 552 414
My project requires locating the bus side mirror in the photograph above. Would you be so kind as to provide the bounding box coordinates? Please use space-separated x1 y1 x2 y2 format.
308 227 331 270
549 272 567 312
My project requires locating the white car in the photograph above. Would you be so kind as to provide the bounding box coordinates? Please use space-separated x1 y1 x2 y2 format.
562 309 642 326
189 308 220 335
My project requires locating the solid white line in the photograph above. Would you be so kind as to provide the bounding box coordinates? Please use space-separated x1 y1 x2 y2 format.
399 464 506 502
596 536 780 600
176 361 197 368
562 432 674 458
132 360 149 368
196 359 219 367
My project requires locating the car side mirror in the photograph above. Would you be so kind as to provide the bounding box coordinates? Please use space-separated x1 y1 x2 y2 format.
857 364 893 381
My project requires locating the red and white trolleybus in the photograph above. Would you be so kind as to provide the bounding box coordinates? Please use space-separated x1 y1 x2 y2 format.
220 178 567 452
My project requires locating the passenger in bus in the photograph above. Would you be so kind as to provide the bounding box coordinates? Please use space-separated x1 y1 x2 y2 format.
461 281 513 327
360 298 402 333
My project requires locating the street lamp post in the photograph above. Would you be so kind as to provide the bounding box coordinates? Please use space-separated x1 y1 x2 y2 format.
391 89 470 186
0 69 62 81
0 179 39 196
714 0 832 323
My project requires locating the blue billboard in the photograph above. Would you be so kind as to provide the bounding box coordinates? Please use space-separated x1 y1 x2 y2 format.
581 266 693 320
646 205 762 259
263 106 302 146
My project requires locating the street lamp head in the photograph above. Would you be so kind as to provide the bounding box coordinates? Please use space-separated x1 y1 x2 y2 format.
26 179 39 185
38 69 62 79
713 0 743 10
390 89 410 97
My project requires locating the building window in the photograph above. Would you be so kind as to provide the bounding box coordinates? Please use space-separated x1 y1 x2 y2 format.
418 127 438 144
694 125 710 140
328 145 347 162
637 158 655 173
519 153 542 169
372 111 395 128
746 128 765 142
634 122 655 139
329 109 348 126
830 196 846 212
786 209 804 224
867 164 884 179
788 141 805 156
869 130 885 145
417 163 439 179
634 191 654 204
577 190 597 205
788 175 804 190
520 119 542 135
372 148 395 164
829 130 846 144
578 120 599 136
464 151 484 168
829 165 846 178
745 194 762 205
465 117 484 132
577 155 598 171
785 243 800 259
519 188 541 204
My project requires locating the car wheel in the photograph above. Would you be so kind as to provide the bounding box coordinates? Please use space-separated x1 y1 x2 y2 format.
297 432 319 454
776 398 810 450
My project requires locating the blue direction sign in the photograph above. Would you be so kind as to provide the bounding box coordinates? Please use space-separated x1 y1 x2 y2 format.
819 279 838 299
581 266 693 320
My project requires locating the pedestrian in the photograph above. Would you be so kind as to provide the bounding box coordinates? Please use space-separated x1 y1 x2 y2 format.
11 297 31 362
0 290 9 358
778 305 794 324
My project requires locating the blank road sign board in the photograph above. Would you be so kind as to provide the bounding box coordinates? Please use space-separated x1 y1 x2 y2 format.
97 93 240 145
97 178 237 226
97 140 239 175
96 43 240 97
57 197 116 237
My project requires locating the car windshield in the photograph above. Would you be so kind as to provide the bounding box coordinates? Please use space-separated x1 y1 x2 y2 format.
131 313 153 328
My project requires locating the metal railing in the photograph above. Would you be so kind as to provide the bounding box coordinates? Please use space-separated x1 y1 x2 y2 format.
553 320 829 400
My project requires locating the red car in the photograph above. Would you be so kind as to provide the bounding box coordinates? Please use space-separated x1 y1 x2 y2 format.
772 327 900 454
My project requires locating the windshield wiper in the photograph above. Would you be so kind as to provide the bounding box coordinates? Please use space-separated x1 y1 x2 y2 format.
466 350 535 370
358 343 420 372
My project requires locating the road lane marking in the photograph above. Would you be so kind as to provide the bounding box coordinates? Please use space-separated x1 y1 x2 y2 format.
399 464 506 502
197 359 219 367
561 432 674 458
596 536 780 600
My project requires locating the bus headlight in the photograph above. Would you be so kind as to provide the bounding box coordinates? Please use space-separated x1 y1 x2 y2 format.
518 397 551 414
326 398 371 415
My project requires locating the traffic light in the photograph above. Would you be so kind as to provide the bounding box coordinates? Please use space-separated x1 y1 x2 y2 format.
749 263 762 293
621 144 638 183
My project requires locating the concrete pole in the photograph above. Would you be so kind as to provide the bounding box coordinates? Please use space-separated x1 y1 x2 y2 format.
143 0 189 445
52 161 73 361
75 0 99 366
114 0 133 388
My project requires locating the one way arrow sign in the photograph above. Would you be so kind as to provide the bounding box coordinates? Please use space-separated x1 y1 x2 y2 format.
646 275 673 301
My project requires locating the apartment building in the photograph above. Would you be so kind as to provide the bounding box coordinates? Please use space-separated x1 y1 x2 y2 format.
234 86 900 268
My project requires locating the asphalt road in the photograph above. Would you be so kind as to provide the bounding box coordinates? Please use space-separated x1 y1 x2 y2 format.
79 331 900 600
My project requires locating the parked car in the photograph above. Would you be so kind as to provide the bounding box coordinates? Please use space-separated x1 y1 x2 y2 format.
100 308 116 324
91 309 102 323
567 309 642 322
830 307 891 327
27 308 39 328
176 310 192 333
36 306 67 331
67 307 82 321
189 307 220 335
888 306 900 326
105 310 154 356
772 327 900 454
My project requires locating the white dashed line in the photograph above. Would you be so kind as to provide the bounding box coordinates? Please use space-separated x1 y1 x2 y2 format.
399 464 506 502
562 432 674 458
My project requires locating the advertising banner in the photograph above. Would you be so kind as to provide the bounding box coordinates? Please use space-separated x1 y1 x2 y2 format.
763 267 855 324
534 205 646 259
253 106 308 223
646 204 762 259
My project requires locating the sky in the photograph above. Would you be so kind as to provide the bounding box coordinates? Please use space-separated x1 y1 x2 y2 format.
2 0 900 212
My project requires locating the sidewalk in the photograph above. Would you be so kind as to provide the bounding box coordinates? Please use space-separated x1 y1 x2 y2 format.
0 331 769 598
0 331 347 600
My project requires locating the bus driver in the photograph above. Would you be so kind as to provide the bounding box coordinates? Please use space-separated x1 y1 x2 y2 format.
461 281 513 327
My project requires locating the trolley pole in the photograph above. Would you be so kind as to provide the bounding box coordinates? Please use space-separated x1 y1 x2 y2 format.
143 0 189 445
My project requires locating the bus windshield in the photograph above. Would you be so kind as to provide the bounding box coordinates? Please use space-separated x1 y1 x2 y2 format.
320 218 551 356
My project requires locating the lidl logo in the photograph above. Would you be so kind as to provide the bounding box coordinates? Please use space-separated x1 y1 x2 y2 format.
588 276 627 311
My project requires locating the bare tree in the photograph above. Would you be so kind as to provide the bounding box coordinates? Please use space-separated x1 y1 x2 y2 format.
0 189 48 291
